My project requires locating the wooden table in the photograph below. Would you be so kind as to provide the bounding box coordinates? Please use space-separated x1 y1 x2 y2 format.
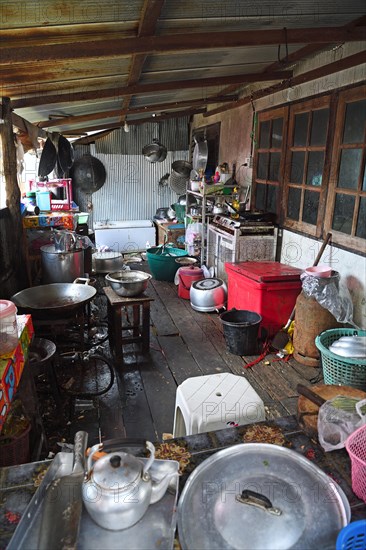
103 287 154 363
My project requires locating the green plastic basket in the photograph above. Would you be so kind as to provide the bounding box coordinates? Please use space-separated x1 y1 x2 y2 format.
315 328 366 390
146 245 187 282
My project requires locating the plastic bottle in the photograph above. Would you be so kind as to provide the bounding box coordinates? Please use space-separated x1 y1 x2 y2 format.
0 300 18 356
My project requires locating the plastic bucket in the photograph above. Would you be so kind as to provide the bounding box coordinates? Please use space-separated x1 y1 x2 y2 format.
220 309 262 355
178 266 204 299
146 246 188 282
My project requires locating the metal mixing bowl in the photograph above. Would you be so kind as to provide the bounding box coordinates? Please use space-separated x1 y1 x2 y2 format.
105 270 151 297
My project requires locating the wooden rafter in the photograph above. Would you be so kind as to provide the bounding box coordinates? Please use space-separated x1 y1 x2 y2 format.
2 27 364 65
35 96 238 129
12 71 292 110
204 51 366 117
121 0 166 122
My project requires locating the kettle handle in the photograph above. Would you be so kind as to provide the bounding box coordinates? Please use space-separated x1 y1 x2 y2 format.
143 441 156 478
86 442 104 472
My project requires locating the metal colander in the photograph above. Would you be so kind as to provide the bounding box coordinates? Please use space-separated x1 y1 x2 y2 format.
168 171 188 194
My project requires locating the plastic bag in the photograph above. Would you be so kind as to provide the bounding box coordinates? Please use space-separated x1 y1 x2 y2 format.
300 271 356 326
318 397 366 452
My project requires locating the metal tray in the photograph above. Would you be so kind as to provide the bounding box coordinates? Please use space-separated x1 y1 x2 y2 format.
8 452 179 550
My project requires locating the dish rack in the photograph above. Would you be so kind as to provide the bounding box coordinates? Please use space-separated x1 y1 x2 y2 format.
315 329 366 390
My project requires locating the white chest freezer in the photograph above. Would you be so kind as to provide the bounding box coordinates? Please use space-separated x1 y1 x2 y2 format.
93 220 156 253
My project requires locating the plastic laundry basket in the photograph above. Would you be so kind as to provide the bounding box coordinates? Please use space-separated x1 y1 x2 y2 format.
345 424 366 504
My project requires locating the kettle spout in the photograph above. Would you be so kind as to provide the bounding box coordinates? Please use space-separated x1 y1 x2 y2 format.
150 472 177 504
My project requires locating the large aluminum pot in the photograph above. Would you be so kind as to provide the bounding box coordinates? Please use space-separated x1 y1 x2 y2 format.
178 443 350 550
190 278 227 312
41 244 84 283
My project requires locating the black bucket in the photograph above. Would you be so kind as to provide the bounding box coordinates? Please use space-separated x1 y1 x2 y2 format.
220 309 262 355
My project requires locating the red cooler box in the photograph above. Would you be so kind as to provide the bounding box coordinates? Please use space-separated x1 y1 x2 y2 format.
225 261 303 337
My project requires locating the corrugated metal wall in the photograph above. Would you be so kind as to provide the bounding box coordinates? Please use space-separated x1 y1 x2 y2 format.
73 118 190 226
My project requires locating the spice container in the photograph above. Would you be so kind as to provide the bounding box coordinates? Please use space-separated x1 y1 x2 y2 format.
0 300 18 356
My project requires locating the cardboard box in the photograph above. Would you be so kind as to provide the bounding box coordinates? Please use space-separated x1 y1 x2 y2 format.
0 359 17 403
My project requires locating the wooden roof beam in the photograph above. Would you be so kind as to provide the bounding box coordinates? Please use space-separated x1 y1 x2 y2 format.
36 96 238 129
12 71 291 109
204 50 366 117
2 27 365 64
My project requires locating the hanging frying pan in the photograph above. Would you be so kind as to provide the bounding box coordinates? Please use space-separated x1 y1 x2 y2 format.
38 137 57 178
70 153 106 193
55 156 65 179
58 135 74 173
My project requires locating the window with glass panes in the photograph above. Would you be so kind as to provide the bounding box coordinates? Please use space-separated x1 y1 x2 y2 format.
253 107 288 217
283 96 331 237
325 86 366 250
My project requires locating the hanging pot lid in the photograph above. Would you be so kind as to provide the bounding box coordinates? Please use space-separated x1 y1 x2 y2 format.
38 137 57 178
57 135 74 173
70 153 106 193
192 137 208 172
177 443 350 550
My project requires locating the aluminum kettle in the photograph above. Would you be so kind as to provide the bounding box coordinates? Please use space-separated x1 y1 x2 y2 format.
82 441 176 531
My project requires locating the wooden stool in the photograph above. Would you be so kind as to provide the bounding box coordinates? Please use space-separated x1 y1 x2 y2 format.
103 287 154 363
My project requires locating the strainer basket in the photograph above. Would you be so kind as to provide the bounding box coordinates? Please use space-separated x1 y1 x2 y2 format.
345 424 366 503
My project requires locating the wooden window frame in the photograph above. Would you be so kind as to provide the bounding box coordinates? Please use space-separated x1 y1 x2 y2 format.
252 84 366 254
252 106 288 221
282 95 335 238
324 85 366 252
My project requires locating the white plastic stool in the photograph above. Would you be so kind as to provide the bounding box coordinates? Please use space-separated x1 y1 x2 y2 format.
173 373 266 437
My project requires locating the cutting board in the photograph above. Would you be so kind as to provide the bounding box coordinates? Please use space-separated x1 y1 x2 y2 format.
297 384 366 440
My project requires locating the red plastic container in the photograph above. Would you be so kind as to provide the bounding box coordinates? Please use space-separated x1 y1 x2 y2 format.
225 261 302 337
178 266 204 299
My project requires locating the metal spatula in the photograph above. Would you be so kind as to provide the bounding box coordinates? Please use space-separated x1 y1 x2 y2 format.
38 431 88 550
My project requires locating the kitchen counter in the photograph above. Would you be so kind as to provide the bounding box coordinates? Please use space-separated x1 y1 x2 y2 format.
1 415 365 548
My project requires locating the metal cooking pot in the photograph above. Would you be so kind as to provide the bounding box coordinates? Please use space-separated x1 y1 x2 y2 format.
190 278 227 312
70 153 106 193
11 279 96 319
142 139 167 163
92 251 125 273
41 244 84 283
177 443 350 549
212 203 227 214
172 160 192 178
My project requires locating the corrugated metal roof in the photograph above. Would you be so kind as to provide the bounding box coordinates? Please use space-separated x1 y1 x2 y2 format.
2 0 365 138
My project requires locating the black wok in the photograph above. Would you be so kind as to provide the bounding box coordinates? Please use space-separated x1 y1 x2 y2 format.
11 282 96 319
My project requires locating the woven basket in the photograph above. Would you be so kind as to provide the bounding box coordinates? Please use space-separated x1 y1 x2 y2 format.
345 425 366 503
315 329 366 390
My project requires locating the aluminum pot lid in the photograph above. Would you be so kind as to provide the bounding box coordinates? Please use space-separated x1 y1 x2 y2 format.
91 452 142 490
192 278 224 291
177 443 349 550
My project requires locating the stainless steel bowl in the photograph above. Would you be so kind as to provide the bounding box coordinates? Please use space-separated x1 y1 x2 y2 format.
105 270 151 297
